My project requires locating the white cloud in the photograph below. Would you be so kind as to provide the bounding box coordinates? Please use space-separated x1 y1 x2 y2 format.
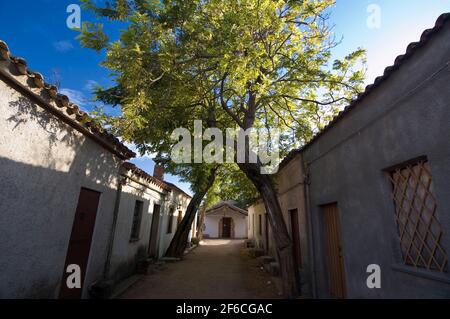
123 142 157 160
59 88 88 109
84 80 99 91
53 40 74 53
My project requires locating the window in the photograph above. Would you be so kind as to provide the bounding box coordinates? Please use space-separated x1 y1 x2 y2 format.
130 200 144 241
167 208 175 234
388 157 448 272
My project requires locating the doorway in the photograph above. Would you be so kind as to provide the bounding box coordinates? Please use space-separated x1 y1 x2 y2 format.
148 203 161 258
59 188 101 299
222 217 232 238
264 213 270 254
289 209 302 269
322 203 346 298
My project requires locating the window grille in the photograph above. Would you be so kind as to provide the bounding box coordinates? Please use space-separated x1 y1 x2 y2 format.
130 200 143 241
389 159 448 272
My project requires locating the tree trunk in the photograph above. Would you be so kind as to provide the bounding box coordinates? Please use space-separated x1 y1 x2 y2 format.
238 162 300 298
165 168 217 258
196 206 207 241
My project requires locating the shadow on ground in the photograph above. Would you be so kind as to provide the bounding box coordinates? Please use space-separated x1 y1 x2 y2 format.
119 239 282 299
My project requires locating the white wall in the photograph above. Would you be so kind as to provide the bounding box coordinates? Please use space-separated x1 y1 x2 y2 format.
0 70 123 298
157 192 191 257
109 172 166 282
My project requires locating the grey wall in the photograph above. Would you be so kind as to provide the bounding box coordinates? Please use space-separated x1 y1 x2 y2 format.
0 79 122 298
303 23 450 298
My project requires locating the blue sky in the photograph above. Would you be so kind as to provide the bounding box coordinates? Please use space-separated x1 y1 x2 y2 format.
1 0 449 195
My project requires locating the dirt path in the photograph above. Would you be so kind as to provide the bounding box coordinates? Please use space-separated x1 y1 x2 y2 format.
119 239 281 299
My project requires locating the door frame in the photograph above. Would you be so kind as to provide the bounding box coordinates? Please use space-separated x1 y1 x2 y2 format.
220 217 233 238
289 209 302 270
264 213 270 254
148 203 162 258
59 187 101 299
320 203 347 299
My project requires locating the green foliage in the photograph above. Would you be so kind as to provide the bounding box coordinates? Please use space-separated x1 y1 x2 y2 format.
77 22 109 52
206 164 260 208
79 0 366 195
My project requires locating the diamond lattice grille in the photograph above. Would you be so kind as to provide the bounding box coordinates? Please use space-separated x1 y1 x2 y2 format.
389 160 448 272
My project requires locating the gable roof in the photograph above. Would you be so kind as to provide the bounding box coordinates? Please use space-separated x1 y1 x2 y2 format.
279 12 450 170
206 201 248 216
122 162 192 198
0 40 135 160
163 181 193 199
122 162 171 191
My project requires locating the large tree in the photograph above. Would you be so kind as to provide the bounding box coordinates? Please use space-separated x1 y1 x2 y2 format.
163 163 218 258
79 0 365 297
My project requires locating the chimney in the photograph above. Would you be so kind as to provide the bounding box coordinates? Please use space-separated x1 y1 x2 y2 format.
153 164 164 181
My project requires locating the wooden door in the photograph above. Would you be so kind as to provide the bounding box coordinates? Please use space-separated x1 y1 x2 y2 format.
148 204 161 258
289 209 302 269
264 214 270 253
59 188 101 299
222 217 232 238
322 203 346 298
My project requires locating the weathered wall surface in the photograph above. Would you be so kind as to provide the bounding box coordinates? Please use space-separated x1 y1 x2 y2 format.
275 154 310 293
247 154 310 293
158 192 191 258
0 79 121 298
303 23 450 298
247 201 270 252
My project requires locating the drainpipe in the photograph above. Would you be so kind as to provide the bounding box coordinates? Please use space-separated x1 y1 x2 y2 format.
303 161 317 298
103 173 126 280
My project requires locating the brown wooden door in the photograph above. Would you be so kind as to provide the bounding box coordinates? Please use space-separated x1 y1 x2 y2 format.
322 203 346 298
222 217 232 238
148 204 161 258
265 214 270 254
289 209 302 269
59 188 101 299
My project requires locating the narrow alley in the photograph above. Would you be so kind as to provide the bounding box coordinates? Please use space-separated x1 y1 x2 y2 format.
119 240 282 299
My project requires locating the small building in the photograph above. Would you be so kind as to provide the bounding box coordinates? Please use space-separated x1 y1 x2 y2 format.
0 40 192 299
106 162 192 287
204 201 248 239
248 13 450 298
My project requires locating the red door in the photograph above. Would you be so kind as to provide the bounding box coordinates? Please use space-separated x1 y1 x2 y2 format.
59 188 101 299
148 204 161 258
222 217 232 238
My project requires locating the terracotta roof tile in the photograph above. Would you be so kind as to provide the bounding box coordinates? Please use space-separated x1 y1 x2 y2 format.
163 181 193 199
206 201 248 215
122 162 192 198
122 162 171 191
0 39 135 159
279 12 450 170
